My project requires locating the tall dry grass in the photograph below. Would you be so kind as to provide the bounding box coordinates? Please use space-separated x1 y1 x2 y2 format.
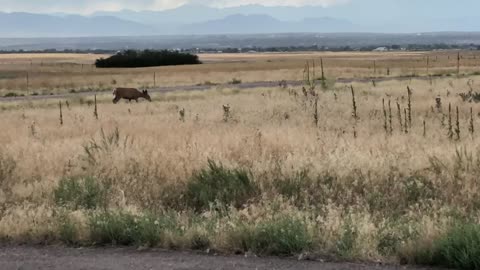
1 74 480 263
1 51 480 96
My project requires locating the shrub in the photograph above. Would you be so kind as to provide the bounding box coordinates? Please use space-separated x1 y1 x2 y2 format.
89 212 178 247
203 81 218 86
402 175 436 206
89 212 137 245
133 213 178 247
189 232 211 250
229 78 242 85
459 90 480 103
377 220 418 256
58 215 79 245
228 216 311 256
95 50 201 68
0 152 16 186
336 219 358 257
252 217 311 256
410 223 480 269
274 169 311 203
82 128 125 166
54 176 109 210
185 160 257 212
3 92 17 97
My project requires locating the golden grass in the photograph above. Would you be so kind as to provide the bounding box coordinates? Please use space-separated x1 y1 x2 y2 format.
2 52 480 263
0 70 480 261
1 51 480 96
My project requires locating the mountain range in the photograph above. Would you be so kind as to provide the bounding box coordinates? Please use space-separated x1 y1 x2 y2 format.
1 1 480 37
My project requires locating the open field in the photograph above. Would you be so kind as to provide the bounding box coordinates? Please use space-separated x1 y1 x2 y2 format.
1 51 480 96
1 52 480 269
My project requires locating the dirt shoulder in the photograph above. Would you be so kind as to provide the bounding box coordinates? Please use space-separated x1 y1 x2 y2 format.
0 245 439 270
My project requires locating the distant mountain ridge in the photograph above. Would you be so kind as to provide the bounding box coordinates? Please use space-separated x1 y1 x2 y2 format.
0 11 355 37
179 14 354 34
92 1 480 31
92 1 480 25
0 12 153 37
2 1 480 37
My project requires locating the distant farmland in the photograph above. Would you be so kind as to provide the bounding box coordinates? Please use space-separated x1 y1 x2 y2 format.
1 32 480 51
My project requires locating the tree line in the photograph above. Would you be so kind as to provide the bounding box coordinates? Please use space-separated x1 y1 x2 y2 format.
94 50 201 68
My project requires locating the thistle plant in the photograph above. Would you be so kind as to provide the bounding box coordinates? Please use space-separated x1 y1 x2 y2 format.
388 100 393 134
407 86 412 128
448 103 453 140
469 107 475 137
223 104 231 122
179 108 185 122
59 101 63 126
382 99 388 134
455 106 460 140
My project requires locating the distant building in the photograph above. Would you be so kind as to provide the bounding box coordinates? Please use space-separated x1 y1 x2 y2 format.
373 47 389 52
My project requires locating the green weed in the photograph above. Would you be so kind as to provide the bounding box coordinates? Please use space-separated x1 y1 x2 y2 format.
185 160 258 212
54 176 109 210
228 216 311 256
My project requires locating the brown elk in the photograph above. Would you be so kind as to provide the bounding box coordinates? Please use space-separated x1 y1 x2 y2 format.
112 88 152 104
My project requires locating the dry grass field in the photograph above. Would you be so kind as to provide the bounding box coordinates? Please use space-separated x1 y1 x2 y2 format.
1 51 480 269
1 51 480 96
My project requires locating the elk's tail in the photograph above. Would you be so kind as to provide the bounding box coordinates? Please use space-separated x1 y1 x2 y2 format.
112 89 117 96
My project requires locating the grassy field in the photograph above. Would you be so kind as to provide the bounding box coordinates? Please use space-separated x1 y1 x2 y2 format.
1 52 480 268
1 51 480 96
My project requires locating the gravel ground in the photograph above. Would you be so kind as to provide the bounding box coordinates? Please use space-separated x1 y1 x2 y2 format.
0 245 441 270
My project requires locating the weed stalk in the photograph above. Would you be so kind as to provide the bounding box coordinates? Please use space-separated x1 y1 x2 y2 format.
469 107 475 137
59 101 63 126
94 95 98 120
397 101 403 133
404 108 408 134
455 106 460 140
448 103 453 139
388 99 393 134
382 98 388 134
407 86 412 128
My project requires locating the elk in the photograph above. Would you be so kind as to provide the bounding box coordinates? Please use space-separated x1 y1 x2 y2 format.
112 88 152 104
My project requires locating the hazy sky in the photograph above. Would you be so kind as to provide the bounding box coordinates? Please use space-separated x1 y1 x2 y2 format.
0 0 347 14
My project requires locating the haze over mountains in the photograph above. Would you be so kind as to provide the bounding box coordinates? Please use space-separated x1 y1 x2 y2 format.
1 0 480 37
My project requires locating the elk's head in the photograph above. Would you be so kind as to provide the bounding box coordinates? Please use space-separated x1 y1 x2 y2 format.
142 89 152 102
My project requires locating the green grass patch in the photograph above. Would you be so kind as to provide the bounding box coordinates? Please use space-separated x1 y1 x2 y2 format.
336 218 358 257
58 214 79 245
229 216 311 256
89 212 138 245
3 92 18 98
411 223 480 269
185 160 258 212
377 219 418 256
54 176 109 210
89 211 180 247
229 78 242 85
